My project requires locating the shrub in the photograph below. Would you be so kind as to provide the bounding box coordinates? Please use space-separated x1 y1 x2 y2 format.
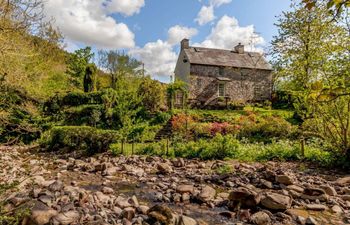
64 105 103 127
40 126 120 155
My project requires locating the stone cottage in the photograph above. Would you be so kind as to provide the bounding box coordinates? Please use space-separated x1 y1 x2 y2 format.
174 39 273 108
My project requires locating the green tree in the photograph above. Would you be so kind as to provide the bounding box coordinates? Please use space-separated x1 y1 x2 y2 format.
66 47 94 89
97 50 141 89
138 76 166 113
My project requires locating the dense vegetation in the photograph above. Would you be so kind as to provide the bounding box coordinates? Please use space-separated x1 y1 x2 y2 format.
0 0 349 169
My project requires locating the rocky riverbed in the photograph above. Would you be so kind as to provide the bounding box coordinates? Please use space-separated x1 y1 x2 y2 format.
1 146 350 225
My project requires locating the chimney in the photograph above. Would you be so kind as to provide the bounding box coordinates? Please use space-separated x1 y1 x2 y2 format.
181 38 189 50
235 43 244 54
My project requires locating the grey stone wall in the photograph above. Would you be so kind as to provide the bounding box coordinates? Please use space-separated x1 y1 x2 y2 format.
188 64 272 106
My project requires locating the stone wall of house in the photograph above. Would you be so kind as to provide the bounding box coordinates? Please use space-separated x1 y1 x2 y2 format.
188 64 272 106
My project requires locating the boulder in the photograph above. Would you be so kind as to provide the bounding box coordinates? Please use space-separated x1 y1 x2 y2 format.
51 210 80 225
301 187 328 201
172 158 185 167
335 176 350 186
320 185 337 196
306 204 327 211
147 204 175 224
276 175 294 185
251 211 271 225
228 187 260 208
30 201 58 225
178 215 198 225
157 163 173 174
198 185 216 202
48 180 64 192
176 185 194 194
260 192 292 210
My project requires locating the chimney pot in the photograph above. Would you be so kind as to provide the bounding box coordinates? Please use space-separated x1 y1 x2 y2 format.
235 43 244 54
181 39 189 50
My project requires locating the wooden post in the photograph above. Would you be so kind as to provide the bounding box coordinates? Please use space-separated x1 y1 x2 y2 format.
166 138 169 156
121 140 124 155
300 137 305 158
132 141 135 155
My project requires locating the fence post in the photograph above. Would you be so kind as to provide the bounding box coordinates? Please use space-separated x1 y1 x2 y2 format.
300 137 305 158
166 138 169 156
132 141 135 155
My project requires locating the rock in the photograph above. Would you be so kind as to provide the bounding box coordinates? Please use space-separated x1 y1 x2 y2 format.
287 185 304 193
261 179 273 189
331 205 343 214
172 158 185 167
306 204 327 211
51 210 80 225
102 186 114 194
340 195 350 201
276 175 294 185
260 192 292 210
178 215 197 225
229 187 260 208
147 204 174 224
335 176 350 186
48 180 64 192
104 167 118 176
301 187 328 201
113 206 123 216
95 191 110 204
320 185 337 196
176 185 194 194
115 196 132 209
251 211 271 225
219 211 235 218
182 193 191 202
305 216 318 225
129 195 139 207
30 201 58 225
157 163 173 174
121 207 135 221
198 185 216 202
137 205 149 215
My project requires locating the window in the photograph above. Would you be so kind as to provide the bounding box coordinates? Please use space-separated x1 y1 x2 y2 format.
218 83 225 97
197 78 202 88
219 67 224 76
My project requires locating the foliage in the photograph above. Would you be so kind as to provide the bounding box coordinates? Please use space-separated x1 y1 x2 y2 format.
167 80 188 110
0 86 42 144
66 47 94 89
97 50 142 89
214 164 234 175
303 0 350 17
138 76 166 113
40 126 120 155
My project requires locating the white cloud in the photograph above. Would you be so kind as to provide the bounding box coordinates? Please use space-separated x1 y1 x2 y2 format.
197 15 265 52
105 0 145 17
210 0 232 7
195 5 215 25
129 40 177 77
43 0 138 49
167 25 198 46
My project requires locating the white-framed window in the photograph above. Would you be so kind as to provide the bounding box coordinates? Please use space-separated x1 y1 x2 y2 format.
218 83 226 97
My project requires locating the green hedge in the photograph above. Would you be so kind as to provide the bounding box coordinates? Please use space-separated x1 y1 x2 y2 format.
40 126 120 155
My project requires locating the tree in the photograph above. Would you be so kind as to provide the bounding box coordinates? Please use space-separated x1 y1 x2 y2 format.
138 76 166 113
66 47 94 89
303 0 350 17
84 64 97 93
272 1 350 160
97 50 141 89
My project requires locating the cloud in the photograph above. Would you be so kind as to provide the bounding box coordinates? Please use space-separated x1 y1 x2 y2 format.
43 0 138 49
129 40 177 77
197 15 265 52
167 25 198 46
210 0 232 7
195 5 215 25
105 0 145 17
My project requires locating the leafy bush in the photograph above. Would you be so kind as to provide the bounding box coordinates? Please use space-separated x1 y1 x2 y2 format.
40 126 120 155
174 134 240 160
64 105 103 127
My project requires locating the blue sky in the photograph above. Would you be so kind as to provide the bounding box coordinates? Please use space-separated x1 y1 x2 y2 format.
43 0 291 82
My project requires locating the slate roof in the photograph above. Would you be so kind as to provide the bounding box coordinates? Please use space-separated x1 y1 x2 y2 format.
183 47 272 71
